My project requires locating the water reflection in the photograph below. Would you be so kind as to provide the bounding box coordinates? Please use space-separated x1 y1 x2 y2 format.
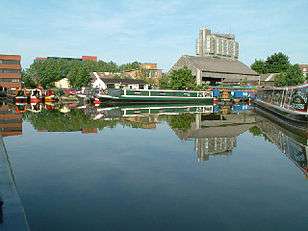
1 101 308 176
0 103 22 137
254 109 308 176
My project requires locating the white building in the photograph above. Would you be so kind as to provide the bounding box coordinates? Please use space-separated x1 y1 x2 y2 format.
54 78 71 89
91 72 149 90
196 27 239 60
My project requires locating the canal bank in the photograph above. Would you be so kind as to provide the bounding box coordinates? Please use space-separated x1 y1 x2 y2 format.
0 135 30 231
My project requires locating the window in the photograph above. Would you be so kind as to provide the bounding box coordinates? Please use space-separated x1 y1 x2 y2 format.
0 60 20 65
0 78 20 82
139 85 144 89
106 84 115 89
0 69 20 73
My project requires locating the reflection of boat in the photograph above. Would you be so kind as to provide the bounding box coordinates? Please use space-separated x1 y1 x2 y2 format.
27 103 43 113
92 104 214 120
255 110 308 177
15 89 27 102
255 84 308 123
30 88 43 103
44 89 57 102
15 103 27 113
44 102 56 111
97 89 213 105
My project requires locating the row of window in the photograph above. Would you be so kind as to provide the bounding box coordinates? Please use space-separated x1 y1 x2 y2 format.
0 60 20 65
0 78 20 82
0 69 20 73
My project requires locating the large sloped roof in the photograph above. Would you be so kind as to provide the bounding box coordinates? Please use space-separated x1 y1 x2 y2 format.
181 55 259 76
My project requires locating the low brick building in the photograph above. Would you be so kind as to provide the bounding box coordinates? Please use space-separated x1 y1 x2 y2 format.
171 55 259 85
0 54 22 90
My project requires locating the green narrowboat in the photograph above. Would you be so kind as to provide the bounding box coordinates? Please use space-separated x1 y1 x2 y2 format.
96 89 213 105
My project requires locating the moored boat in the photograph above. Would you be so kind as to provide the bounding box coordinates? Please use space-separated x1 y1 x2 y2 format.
96 89 213 105
255 84 308 123
15 89 27 102
30 88 43 103
44 89 57 102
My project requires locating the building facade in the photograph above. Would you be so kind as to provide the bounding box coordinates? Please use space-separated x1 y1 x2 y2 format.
171 55 259 85
0 54 22 90
91 72 149 90
196 27 239 60
299 64 308 78
54 78 71 89
124 63 162 79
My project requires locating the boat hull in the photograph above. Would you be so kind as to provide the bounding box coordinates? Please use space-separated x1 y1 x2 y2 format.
98 96 212 105
255 100 308 124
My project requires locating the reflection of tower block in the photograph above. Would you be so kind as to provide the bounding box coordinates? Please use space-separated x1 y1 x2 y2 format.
221 91 230 101
195 138 209 161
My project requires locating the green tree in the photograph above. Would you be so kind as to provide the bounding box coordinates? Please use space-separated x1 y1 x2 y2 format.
275 64 305 86
251 59 267 74
119 61 141 71
166 113 195 131
21 69 36 88
158 74 171 89
249 126 263 137
265 52 290 73
167 67 196 90
67 64 90 88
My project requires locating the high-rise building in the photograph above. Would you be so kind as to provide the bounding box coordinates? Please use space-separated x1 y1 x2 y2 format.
196 27 239 60
0 54 22 90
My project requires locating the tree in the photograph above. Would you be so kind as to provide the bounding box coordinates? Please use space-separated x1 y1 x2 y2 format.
265 52 290 73
167 67 197 90
166 113 195 131
67 64 90 88
21 69 36 88
119 61 141 71
275 64 305 86
251 59 267 74
158 74 171 89
249 126 263 137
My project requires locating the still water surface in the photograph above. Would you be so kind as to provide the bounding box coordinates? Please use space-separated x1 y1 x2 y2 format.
2 103 308 231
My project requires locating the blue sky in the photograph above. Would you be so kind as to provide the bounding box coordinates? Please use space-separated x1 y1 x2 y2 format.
1 0 307 70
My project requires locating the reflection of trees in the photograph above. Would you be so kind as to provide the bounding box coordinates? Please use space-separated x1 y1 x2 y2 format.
249 126 263 137
26 109 118 132
164 113 195 132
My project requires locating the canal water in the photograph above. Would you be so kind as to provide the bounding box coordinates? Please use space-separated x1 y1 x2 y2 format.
1 103 308 231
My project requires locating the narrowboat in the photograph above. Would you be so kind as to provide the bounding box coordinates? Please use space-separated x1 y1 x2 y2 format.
15 89 28 103
255 84 308 123
44 89 57 102
30 88 43 103
96 89 213 105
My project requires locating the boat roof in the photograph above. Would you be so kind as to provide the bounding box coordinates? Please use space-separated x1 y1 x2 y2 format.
262 83 308 91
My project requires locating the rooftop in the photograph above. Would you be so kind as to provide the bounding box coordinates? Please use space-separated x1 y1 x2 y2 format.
181 55 258 76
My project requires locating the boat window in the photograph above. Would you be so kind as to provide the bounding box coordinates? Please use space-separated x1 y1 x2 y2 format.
290 88 307 111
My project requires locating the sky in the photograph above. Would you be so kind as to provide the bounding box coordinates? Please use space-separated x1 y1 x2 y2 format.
1 0 307 71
